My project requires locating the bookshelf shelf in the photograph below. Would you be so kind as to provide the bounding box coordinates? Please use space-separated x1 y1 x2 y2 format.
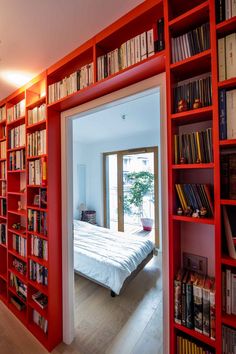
8 228 27 238
8 287 27 304
168 1 209 32
28 299 48 319
8 249 27 262
8 302 27 325
27 154 47 161
26 96 46 110
7 191 26 196
216 16 236 35
8 268 27 283
171 106 213 124
28 280 48 296
27 205 48 212
220 138 236 146
171 215 215 224
218 77 236 89
222 314 236 328
28 255 48 268
172 163 214 169
170 50 211 75
174 323 216 348
0 273 7 281
8 209 27 217
0 243 7 249
7 170 26 174
221 199 236 206
26 120 46 131
221 255 236 267
7 146 25 152
7 116 25 128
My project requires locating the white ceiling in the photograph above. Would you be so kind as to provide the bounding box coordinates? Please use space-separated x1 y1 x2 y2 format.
73 91 160 143
0 0 144 100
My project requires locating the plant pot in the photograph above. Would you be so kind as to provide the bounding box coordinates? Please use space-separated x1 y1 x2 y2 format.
141 217 153 231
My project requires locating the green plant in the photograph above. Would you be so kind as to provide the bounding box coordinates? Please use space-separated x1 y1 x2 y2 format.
124 171 154 217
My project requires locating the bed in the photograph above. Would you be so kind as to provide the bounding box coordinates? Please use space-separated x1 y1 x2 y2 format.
73 220 154 296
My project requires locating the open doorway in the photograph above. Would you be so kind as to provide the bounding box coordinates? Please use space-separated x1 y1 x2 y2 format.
61 75 169 353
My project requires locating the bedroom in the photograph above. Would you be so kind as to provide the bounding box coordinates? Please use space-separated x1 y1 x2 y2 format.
70 87 164 353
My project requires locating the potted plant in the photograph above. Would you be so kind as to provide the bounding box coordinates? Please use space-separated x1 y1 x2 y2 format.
124 171 154 231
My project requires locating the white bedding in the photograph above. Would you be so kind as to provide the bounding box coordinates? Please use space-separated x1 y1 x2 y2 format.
73 220 154 294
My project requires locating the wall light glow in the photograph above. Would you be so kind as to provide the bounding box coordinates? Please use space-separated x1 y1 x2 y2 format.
0 70 36 87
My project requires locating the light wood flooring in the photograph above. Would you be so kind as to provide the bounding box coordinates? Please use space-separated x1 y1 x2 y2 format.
0 254 163 354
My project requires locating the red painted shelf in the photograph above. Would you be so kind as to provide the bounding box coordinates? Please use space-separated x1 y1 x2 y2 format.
27 205 47 212
8 268 27 284
0 293 8 305
27 154 47 160
8 209 27 217
168 1 209 32
7 191 26 196
0 137 6 142
7 146 25 152
8 169 26 173
172 215 215 225
26 96 46 110
27 231 48 240
218 77 236 89
48 51 166 111
220 138 236 146
221 199 236 205
28 280 48 296
174 323 216 348
28 299 48 319
0 196 7 199
0 120 7 125
0 273 7 281
7 116 25 128
172 163 214 169
8 287 27 304
8 249 27 262
0 215 7 220
216 16 236 35
29 255 48 268
26 120 46 131
0 243 7 249
170 50 211 76
222 314 236 328
8 228 27 238
171 106 213 124
221 255 236 267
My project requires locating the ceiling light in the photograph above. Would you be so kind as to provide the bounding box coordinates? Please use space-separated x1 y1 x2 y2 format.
0 70 36 87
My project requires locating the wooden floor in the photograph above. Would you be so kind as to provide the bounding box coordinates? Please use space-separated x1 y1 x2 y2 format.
0 254 163 354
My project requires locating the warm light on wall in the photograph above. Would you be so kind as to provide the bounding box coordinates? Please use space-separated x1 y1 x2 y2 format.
0 70 36 87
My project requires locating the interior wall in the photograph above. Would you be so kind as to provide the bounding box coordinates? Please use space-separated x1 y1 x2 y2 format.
73 131 160 225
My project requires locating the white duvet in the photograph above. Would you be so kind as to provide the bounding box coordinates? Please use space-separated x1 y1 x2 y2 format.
73 220 154 294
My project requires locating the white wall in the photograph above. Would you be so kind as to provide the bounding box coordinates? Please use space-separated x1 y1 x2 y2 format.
73 131 160 225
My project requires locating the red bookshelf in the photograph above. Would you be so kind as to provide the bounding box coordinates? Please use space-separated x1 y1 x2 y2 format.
0 0 233 352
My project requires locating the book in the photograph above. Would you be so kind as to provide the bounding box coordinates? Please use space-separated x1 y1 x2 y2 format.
203 277 211 337
219 89 227 139
223 206 236 259
181 271 189 326
226 33 236 80
174 269 184 324
33 310 48 333
193 274 204 333
226 89 236 140
218 37 226 82
10 296 25 311
209 280 216 340
32 291 48 309
140 32 147 60
186 272 195 329
216 0 226 23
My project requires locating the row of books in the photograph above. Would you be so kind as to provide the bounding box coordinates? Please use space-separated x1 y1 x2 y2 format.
174 270 215 339
221 153 236 200
216 0 236 23
31 235 48 261
219 89 236 140
0 141 6 159
12 258 26 276
0 199 6 217
0 181 6 197
9 149 25 171
28 209 47 236
7 100 25 122
222 267 236 315
0 223 6 244
12 233 27 258
222 325 236 354
31 188 47 209
32 291 48 309
10 273 27 302
33 309 48 334
218 33 236 82
171 22 210 64
222 205 236 260
176 335 214 354
27 129 46 157
175 184 214 218
0 106 6 122
8 124 25 149
28 158 47 185
48 62 94 104
0 161 6 180
97 19 164 81
173 73 212 113
174 128 213 165
29 259 48 286
28 103 46 125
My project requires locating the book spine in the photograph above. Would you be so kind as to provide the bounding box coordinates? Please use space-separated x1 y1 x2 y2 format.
210 288 216 340
226 268 232 314
174 279 182 324
218 37 226 82
193 284 203 333
231 273 236 315
226 33 236 80
226 89 236 139
219 89 227 140
186 282 194 329
203 287 210 337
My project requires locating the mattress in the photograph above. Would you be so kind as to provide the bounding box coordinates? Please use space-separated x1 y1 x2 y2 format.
73 220 154 294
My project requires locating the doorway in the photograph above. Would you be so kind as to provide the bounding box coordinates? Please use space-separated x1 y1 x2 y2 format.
61 74 169 352
104 147 159 244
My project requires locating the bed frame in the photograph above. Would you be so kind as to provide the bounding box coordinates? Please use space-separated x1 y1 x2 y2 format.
74 250 154 297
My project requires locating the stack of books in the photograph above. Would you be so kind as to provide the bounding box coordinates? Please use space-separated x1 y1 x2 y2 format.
33 309 48 333
222 325 236 353
29 259 48 286
12 233 27 257
219 89 236 140
27 129 46 156
216 0 236 23
28 103 46 125
172 23 210 63
97 18 164 81
173 73 212 113
175 183 214 218
174 128 213 164
9 124 25 149
174 270 216 340
48 63 94 104
31 235 48 261
7 99 25 122
176 335 214 354
218 33 236 82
